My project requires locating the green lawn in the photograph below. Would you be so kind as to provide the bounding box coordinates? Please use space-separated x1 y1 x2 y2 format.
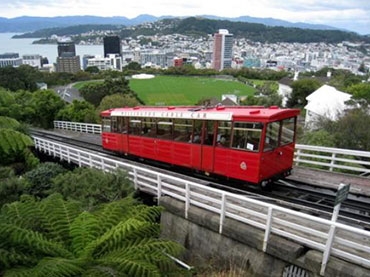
129 75 256 105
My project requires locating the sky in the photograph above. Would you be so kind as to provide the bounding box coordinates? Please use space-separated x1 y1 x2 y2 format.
1 0 369 35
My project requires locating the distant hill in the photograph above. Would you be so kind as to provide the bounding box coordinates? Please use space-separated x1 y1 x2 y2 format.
0 14 349 34
12 17 368 44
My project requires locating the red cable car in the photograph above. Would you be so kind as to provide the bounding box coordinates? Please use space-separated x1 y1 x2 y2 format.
101 105 300 187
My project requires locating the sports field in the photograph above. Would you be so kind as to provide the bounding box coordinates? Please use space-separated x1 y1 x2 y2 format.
129 75 256 105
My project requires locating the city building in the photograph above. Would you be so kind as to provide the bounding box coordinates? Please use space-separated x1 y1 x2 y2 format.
0 53 22 68
86 54 123 71
103 36 122 57
56 40 81 73
82 54 95 70
22 54 42 68
212 29 233 71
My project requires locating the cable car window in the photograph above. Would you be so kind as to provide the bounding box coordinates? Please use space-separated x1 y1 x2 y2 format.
264 121 280 151
216 121 232 147
203 121 216 146
158 119 173 140
116 117 128 133
191 120 203 143
173 119 192 142
281 117 296 145
231 122 262 152
102 117 111 132
141 118 157 137
129 118 142 135
111 116 118 132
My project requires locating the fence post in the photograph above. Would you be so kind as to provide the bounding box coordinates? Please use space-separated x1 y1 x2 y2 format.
185 183 190 219
295 149 301 166
321 183 350 275
219 193 226 234
157 175 162 204
133 168 138 190
263 206 273 252
329 153 336 172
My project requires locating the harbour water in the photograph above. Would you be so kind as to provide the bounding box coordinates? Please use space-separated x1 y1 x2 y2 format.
0 33 103 65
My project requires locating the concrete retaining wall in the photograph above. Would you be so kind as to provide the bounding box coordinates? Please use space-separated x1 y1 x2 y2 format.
159 196 370 277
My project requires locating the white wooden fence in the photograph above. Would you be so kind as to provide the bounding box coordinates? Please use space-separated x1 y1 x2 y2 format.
54 121 370 177
33 135 370 276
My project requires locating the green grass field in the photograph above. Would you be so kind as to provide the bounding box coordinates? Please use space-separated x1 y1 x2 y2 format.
129 75 256 105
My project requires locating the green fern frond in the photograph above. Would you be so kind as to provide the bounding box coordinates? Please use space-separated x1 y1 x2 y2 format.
0 129 33 155
32 257 84 277
129 204 163 223
70 211 99 257
0 195 43 230
3 266 35 277
40 194 82 244
82 266 126 277
97 256 161 277
0 223 73 259
0 248 37 269
95 197 139 234
102 238 184 272
0 116 21 130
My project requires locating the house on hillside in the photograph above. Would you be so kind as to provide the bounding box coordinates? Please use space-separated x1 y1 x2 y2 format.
304 84 352 129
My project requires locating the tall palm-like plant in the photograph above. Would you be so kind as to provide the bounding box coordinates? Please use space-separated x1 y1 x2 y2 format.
0 194 184 277
0 116 39 170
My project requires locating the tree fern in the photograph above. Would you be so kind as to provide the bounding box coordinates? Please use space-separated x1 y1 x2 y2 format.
0 116 21 130
70 211 99 257
0 129 33 154
0 194 185 277
0 223 73 259
39 194 82 244
3 257 84 277
0 195 43 230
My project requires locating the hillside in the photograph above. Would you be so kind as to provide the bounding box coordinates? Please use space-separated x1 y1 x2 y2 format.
12 17 369 44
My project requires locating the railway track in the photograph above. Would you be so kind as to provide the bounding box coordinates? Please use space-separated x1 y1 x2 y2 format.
30 128 370 230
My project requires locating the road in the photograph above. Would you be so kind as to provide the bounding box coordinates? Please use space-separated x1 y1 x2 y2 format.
54 83 84 103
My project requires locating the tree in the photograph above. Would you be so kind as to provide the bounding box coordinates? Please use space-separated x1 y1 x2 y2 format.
331 108 370 152
23 162 67 199
0 65 41 92
346 82 370 107
85 66 100 74
50 167 135 209
0 194 184 277
30 90 66 129
0 88 16 117
80 77 140 107
0 166 25 207
286 79 321 108
125 62 142 71
0 116 39 172
56 99 99 123
97 94 140 113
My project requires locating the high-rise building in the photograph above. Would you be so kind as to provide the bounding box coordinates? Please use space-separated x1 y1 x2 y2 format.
212 29 233 71
0 53 22 68
103 36 122 57
56 40 81 73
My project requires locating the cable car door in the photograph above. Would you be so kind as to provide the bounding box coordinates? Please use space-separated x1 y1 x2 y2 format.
201 121 215 172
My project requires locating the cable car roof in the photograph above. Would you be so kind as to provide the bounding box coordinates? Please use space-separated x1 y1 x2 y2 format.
101 105 300 121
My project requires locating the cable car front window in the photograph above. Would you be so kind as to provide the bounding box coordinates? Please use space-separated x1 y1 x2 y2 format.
264 121 280 151
281 117 296 145
102 117 111 132
231 122 262 152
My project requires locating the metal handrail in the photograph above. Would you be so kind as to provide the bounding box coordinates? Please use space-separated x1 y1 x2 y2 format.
32 136 370 275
